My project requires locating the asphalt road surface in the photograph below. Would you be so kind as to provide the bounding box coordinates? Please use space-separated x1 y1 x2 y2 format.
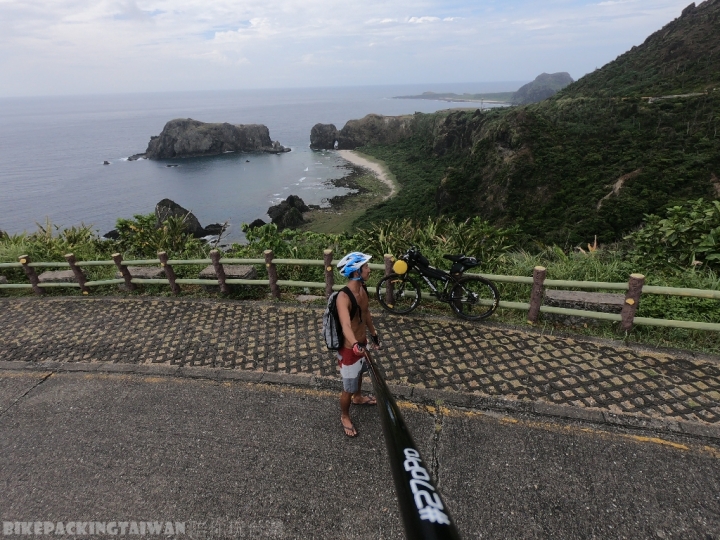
1 371 718 539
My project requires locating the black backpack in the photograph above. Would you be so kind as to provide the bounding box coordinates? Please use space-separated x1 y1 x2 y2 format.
321 286 362 350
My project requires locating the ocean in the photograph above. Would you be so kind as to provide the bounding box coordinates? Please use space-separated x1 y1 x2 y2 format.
0 83 514 242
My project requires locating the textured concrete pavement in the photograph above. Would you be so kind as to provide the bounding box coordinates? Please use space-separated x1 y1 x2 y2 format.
0 297 719 438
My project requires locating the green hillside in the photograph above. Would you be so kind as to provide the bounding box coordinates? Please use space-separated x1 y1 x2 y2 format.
560 1 720 98
356 1 720 246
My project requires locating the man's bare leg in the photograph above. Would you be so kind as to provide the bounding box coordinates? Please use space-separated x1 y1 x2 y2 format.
340 391 357 437
351 376 377 405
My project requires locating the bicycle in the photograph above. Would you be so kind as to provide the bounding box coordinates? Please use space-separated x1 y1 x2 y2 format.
375 246 500 321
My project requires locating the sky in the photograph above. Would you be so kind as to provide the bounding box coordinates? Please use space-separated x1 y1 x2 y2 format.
0 0 699 97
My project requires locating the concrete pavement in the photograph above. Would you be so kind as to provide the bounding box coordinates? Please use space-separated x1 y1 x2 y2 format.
0 297 718 438
0 371 719 539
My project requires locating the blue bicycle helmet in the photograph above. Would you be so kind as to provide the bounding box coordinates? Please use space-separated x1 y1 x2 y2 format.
337 251 372 280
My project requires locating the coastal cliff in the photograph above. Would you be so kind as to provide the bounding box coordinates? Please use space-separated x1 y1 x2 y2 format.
143 118 290 160
311 110 486 156
310 113 416 150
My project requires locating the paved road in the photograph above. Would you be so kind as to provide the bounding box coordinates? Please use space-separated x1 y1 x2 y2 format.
1 370 719 539
1 296 720 538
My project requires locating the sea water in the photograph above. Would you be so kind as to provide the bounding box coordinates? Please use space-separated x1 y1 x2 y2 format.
0 84 513 242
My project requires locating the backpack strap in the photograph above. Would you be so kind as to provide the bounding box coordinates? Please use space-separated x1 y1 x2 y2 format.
340 286 361 322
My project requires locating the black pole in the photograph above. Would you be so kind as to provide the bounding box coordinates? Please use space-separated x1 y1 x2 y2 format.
365 351 462 540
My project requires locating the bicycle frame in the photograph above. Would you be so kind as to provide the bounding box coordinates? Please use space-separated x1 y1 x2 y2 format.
411 270 454 301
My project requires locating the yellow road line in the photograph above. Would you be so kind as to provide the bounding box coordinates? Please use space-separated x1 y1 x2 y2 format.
0 371 52 379
2 369 717 456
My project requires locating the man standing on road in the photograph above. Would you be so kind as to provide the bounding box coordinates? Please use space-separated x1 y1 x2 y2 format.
336 252 382 437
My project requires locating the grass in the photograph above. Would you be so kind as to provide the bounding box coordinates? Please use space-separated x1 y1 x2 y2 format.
299 172 391 234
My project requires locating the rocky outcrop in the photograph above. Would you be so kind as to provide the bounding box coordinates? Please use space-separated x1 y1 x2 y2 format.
155 199 213 238
203 223 226 235
512 73 574 105
310 124 340 150
142 119 290 160
247 219 267 229
310 114 416 150
267 195 310 230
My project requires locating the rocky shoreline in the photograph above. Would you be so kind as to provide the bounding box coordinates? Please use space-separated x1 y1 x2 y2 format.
247 162 370 232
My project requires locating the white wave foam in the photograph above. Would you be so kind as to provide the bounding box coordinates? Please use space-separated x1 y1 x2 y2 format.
304 167 309 171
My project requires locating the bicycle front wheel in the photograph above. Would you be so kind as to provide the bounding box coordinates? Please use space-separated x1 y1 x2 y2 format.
449 276 499 321
376 273 422 315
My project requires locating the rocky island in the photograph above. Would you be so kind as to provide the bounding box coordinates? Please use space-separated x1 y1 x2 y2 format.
130 118 290 160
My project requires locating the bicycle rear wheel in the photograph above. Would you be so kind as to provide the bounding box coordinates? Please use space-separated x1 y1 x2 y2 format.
449 276 499 321
376 273 422 315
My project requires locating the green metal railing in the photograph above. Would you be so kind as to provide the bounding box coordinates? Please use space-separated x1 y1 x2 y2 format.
0 250 718 332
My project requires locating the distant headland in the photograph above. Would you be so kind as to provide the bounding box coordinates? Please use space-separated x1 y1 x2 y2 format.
393 72 574 105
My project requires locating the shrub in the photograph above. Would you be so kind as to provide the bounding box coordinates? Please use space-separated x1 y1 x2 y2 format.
625 199 720 270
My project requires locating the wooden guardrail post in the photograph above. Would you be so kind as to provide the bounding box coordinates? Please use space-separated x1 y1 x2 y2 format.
18 255 44 295
264 249 280 299
210 249 229 295
383 254 395 306
158 251 180 295
527 266 547 324
383 254 394 277
112 253 135 291
323 249 334 298
621 273 645 332
65 253 90 295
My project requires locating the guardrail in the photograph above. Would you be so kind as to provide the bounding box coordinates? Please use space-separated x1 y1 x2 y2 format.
1 250 718 333
365 350 461 540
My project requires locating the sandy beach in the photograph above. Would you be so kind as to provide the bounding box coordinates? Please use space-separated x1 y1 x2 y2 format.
338 150 397 200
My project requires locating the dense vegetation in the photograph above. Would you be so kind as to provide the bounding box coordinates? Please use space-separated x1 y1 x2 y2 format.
353 2 720 247
356 91 719 246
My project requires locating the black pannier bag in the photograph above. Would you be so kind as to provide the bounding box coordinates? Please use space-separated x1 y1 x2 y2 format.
414 252 430 267
423 265 447 280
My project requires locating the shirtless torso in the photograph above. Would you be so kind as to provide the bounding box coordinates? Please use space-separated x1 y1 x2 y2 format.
336 281 374 349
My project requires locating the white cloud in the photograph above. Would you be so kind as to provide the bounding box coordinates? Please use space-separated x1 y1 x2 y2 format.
407 16 441 23
0 0 699 96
